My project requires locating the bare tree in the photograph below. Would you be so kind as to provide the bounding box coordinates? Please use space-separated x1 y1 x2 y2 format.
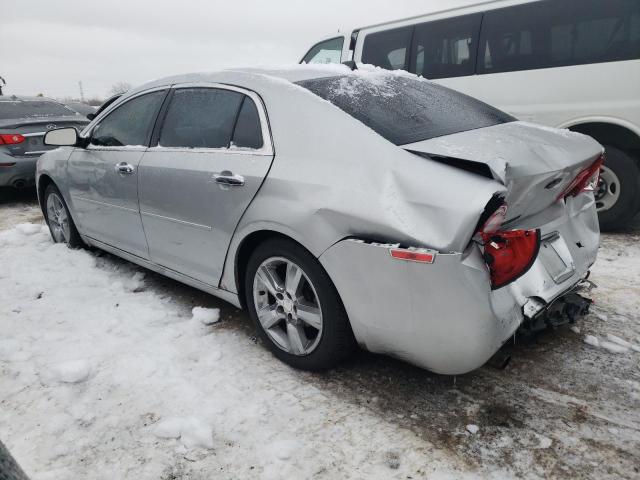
109 81 133 96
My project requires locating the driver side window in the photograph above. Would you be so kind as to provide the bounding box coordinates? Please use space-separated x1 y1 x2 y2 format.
90 90 166 147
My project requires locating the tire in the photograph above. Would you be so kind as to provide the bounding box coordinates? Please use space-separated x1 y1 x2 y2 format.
597 145 640 231
43 184 83 248
244 237 356 371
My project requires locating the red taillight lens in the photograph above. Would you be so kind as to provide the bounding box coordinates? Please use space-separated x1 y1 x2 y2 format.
0 134 25 145
482 229 540 289
557 154 604 200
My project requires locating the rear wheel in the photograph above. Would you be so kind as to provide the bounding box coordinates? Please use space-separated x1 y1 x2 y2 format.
245 238 356 371
44 184 83 248
597 145 640 231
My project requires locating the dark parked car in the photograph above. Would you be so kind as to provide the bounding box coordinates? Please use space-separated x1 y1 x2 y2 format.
0 96 89 189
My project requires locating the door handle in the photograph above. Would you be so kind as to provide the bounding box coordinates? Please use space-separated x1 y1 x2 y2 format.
212 171 245 187
115 162 135 175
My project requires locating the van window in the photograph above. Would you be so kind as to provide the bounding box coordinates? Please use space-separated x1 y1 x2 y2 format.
361 27 413 71
412 14 482 79
302 37 344 64
297 75 515 146
479 0 640 74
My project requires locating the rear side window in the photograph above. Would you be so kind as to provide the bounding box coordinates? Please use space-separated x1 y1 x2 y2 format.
297 75 515 145
412 14 482 79
302 37 344 64
361 27 413 71
91 90 166 147
159 88 243 149
0 99 77 120
231 97 264 149
479 0 640 74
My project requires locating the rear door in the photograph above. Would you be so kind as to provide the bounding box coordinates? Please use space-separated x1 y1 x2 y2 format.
138 85 273 286
67 89 168 259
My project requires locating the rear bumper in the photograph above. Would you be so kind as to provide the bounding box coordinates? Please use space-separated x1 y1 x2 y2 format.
0 152 37 187
319 195 599 375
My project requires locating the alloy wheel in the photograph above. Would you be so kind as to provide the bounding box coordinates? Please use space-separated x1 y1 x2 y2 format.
252 257 323 356
46 192 71 243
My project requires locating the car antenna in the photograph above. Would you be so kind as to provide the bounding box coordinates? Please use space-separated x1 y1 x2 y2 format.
342 61 357 71
0 76 5 96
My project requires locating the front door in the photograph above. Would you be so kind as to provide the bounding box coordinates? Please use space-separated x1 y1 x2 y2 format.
67 89 167 259
138 86 274 286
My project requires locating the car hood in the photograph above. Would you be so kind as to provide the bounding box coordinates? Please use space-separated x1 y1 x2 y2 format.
402 121 604 224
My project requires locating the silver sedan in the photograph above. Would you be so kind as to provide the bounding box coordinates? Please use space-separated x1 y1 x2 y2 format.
37 66 602 374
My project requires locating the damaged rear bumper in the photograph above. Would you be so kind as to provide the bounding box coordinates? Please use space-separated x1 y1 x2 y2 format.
319 195 599 375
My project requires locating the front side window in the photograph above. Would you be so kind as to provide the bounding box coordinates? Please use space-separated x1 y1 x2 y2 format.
159 88 244 149
90 91 166 147
302 37 344 64
479 0 640 74
297 75 515 146
412 14 482 79
361 26 413 71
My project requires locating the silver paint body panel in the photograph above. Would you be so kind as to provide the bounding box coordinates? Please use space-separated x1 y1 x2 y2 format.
36 66 602 374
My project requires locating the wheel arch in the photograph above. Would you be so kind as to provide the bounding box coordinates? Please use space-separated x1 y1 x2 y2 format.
561 118 640 157
37 173 55 212
233 229 317 309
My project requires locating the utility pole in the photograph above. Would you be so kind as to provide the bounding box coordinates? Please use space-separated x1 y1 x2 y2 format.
0 76 5 96
78 81 85 103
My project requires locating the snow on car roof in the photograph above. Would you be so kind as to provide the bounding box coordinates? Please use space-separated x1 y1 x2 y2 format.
126 64 426 99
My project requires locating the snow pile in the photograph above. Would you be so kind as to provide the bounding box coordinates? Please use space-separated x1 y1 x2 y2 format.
46 359 92 384
191 306 220 325
153 417 214 449
0 222 463 479
466 424 480 435
583 332 640 354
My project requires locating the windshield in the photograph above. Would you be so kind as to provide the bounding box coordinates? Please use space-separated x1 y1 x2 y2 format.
296 74 516 145
0 99 78 120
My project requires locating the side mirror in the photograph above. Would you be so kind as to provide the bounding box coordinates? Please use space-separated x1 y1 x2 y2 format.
44 127 79 147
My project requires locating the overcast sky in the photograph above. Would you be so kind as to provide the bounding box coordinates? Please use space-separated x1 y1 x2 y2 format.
0 0 475 100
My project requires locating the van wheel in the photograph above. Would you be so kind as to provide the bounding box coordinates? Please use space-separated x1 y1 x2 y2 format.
44 184 83 248
245 237 356 371
597 146 640 231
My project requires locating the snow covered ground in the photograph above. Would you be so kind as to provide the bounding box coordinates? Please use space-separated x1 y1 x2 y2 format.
1 190 639 479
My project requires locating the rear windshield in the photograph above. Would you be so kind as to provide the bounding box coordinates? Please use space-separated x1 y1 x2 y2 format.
0 99 77 120
296 74 515 145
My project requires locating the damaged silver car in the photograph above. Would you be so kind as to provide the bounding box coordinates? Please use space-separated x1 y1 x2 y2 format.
36 65 602 374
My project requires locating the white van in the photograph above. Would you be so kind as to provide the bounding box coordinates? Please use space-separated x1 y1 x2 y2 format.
301 0 640 229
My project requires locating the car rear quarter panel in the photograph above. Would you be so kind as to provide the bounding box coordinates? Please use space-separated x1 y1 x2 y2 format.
219 72 505 294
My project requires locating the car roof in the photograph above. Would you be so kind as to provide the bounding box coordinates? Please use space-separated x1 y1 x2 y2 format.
124 64 358 99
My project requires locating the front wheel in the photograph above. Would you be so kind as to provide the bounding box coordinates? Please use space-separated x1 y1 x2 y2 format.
597 145 640 230
244 238 356 371
44 184 83 248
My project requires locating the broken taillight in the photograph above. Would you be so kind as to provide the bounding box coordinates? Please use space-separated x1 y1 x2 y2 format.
557 154 604 200
482 229 540 289
480 203 508 235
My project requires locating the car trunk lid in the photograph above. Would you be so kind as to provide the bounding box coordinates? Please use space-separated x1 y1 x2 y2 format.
402 121 604 224
0 117 88 157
